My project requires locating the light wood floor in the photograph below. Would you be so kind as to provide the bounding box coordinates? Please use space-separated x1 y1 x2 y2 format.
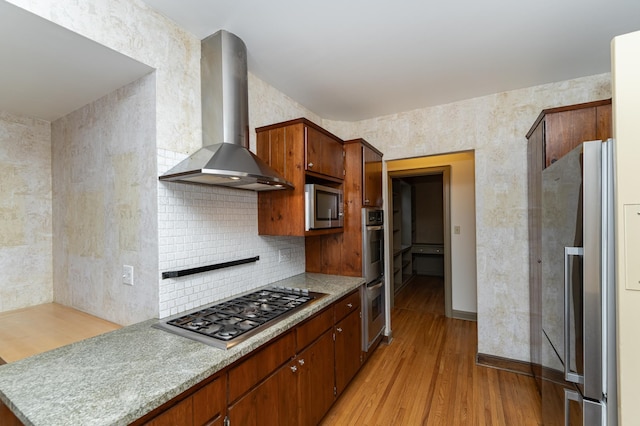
0 303 121 363
321 275 542 426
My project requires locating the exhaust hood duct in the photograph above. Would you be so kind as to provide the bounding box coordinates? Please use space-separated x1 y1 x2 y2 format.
159 30 293 191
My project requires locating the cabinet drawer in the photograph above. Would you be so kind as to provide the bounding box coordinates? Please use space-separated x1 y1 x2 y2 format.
296 307 333 352
228 331 295 403
334 289 361 322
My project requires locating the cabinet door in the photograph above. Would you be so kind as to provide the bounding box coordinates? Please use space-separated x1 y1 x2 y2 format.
544 108 597 167
305 125 344 180
0 401 22 426
363 146 383 207
144 397 193 426
335 309 363 396
228 332 295 403
192 375 226 426
596 103 613 141
228 363 298 426
297 329 335 426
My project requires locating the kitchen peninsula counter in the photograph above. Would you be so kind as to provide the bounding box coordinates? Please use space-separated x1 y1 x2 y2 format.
0 273 365 426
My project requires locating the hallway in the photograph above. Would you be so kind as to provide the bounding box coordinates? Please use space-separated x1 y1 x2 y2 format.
321 275 541 425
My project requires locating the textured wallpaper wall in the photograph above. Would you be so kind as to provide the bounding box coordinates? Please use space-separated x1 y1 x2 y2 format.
51 73 158 325
325 73 612 362
0 112 52 312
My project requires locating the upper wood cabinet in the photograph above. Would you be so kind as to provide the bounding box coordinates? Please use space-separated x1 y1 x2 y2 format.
344 139 383 208
526 99 612 168
305 125 345 180
256 118 344 237
306 139 383 277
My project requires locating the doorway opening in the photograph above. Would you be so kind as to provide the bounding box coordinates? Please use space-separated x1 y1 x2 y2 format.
389 167 452 317
384 150 477 327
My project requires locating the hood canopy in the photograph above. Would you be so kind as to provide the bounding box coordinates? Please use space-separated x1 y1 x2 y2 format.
159 30 293 191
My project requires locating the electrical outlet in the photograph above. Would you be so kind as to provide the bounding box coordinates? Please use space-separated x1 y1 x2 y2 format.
279 248 292 263
454 225 461 235
122 265 134 286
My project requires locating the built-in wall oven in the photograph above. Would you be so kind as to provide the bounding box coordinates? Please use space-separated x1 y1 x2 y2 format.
362 208 385 351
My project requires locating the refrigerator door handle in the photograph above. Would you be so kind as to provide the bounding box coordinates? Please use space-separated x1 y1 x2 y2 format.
564 246 584 384
564 388 582 426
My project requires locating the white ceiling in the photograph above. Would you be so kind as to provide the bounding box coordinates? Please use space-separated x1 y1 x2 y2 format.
141 0 640 121
0 1 152 121
1 1 638 123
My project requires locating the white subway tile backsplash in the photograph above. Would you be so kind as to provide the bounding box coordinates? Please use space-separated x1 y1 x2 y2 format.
156 148 305 318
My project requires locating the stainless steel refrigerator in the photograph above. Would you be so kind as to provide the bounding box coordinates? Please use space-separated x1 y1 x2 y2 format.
541 139 616 425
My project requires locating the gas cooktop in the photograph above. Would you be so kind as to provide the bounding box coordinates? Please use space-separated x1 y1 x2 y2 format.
154 286 326 349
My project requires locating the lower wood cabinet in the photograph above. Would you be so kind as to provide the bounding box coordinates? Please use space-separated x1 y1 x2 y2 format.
0 401 23 426
296 329 336 426
228 361 298 426
335 308 362 396
141 373 226 426
135 288 365 426
3 290 368 426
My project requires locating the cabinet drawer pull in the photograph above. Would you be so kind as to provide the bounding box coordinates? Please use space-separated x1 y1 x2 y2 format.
364 199 370 204
298 359 305 366
347 303 353 308
290 365 297 373
336 327 343 333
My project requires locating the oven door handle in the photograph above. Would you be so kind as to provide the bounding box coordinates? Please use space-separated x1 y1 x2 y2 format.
366 225 384 231
367 281 384 290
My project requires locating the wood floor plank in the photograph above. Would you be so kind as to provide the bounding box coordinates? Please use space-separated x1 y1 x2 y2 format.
320 275 541 426
0 303 121 363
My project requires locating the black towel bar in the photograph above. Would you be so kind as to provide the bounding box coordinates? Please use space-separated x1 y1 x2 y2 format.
161 256 260 279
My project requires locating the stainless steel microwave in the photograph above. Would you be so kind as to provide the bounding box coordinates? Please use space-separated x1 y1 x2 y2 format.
304 184 344 230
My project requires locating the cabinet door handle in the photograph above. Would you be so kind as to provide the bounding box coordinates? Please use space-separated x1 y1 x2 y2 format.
298 359 305 366
364 199 370 204
290 365 297 373
336 327 343 333
347 303 353 308
308 162 314 168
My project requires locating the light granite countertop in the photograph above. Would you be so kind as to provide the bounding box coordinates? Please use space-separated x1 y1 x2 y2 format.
0 273 365 426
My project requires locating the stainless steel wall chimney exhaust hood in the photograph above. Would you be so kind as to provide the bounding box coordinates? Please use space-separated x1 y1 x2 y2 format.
159 30 293 191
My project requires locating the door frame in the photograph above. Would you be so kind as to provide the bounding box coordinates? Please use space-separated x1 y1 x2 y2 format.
388 166 452 318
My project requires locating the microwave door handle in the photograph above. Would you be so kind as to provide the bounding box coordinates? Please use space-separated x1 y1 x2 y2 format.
564 246 584 384
366 225 384 231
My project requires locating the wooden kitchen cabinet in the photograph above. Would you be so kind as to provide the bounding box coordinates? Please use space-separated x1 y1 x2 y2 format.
526 99 612 168
144 398 193 426
296 329 336 426
335 310 362 396
526 99 612 393
0 400 23 426
131 290 366 426
305 125 345 180
345 139 383 208
256 118 344 237
228 325 335 426
333 289 363 396
227 361 298 426
227 331 296 403
306 138 383 276
139 374 226 426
